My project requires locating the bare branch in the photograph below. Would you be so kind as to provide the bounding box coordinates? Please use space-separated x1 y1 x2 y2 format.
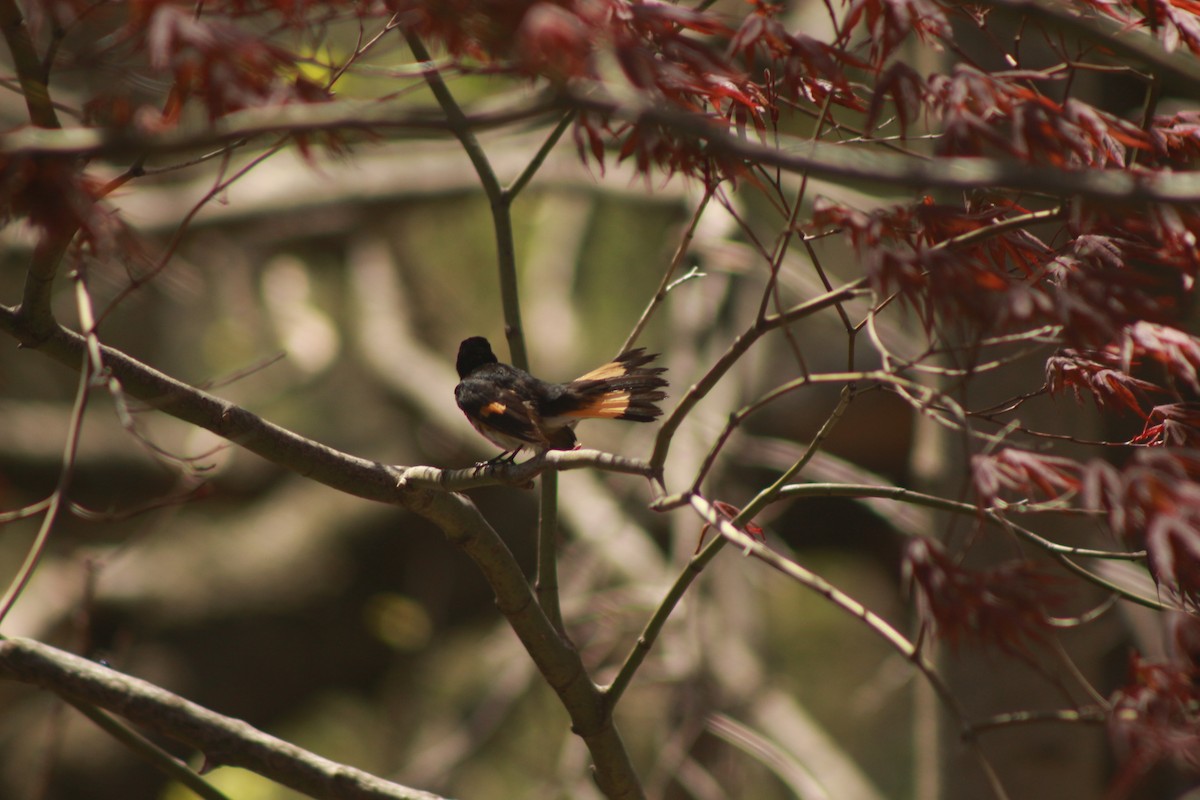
567 90 1200 204
687 495 1012 800
0 0 59 128
0 637 445 800
0 305 646 799
0 94 560 160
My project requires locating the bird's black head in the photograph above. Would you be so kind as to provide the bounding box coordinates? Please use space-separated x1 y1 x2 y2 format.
456 336 499 378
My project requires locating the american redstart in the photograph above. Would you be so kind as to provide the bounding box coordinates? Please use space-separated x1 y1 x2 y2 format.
455 336 668 464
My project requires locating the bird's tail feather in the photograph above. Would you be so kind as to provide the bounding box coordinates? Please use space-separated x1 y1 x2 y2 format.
562 348 667 422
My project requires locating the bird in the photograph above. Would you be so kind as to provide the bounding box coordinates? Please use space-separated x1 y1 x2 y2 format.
454 336 668 464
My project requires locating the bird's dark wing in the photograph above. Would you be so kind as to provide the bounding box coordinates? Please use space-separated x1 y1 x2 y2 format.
455 380 549 447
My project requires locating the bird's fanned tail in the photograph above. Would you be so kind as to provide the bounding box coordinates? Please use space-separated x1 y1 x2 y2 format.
560 348 668 422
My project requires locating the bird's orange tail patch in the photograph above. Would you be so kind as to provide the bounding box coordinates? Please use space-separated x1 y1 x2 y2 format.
561 391 632 419
575 360 628 382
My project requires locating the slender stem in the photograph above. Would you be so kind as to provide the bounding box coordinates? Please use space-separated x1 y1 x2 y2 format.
507 110 575 200
405 31 528 369
622 186 714 353
537 471 564 636
0 0 59 128
608 387 853 707
65 699 233 800
966 707 1107 735
689 494 1012 800
604 529 725 709
650 280 868 470
0 320 91 626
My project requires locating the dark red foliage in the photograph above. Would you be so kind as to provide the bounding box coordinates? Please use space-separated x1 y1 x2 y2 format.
811 195 1055 333
1150 110 1200 164
865 61 925 136
1125 322 1200 393
517 3 592 81
928 66 1149 165
972 448 1084 504
1133 404 1200 446
0 156 111 244
395 0 755 103
1085 0 1200 55
903 537 1068 657
1047 244 1186 347
728 4 862 112
128 1 332 124
1084 451 1200 605
1108 654 1200 797
837 0 950 68
394 0 873 181
1045 349 1160 417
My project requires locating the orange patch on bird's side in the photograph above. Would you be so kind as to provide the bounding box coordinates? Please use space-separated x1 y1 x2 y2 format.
482 401 507 417
576 361 627 382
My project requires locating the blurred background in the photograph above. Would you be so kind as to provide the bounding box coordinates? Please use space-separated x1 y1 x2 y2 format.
0 2 1151 799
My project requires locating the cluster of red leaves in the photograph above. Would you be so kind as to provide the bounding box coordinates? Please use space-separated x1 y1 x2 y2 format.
972 448 1084 505
1047 242 1186 347
971 447 1200 604
878 62 1200 174
1108 651 1200 796
1150 110 1200 163
1086 450 1200 604
397 0 867 180
811 195 1059 333
729 1 861 113
0 156 121 249
903 537 1068 658
836 0 950 69
124 1 333 125
1045 349 1161 417
1133 403 1200 446
1086 0 1200 54
402 0 767 180
1126 321 1200 392
929 68 1146 165
1046 323 1200 444
400 0 756 96
813 190 1198 343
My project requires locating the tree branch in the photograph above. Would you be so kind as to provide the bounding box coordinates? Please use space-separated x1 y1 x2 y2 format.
0 0 59 128
0 305 646 799
567 90 1200 204
0 637 444 800
0 94 559 160
686 495 1013 800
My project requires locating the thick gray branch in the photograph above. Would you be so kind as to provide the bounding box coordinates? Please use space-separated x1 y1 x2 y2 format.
0 637 445 800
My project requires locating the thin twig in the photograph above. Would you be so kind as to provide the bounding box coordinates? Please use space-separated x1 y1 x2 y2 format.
0 280 96 627
537 471 564 636
623 186 714 353
0 0 59 128
405 31 529 369
689 495 1012 800
608 387 853 707
649 279 869 470
65 699 233 800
